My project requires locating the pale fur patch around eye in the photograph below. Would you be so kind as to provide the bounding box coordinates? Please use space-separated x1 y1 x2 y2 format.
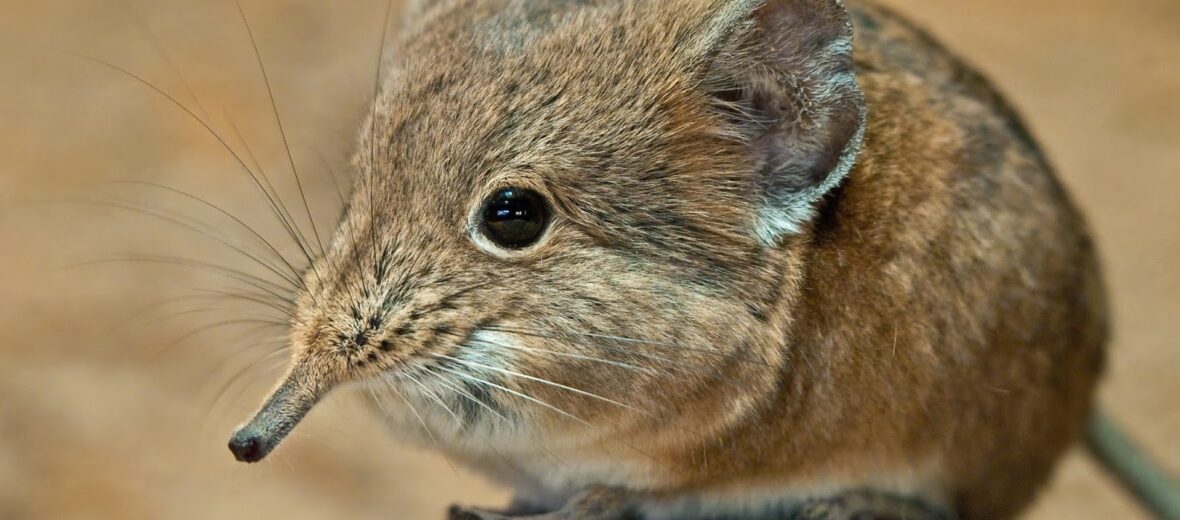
465 198 560 260
467 223 527 259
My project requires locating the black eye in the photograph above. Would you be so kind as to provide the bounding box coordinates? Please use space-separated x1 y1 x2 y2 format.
480 187 549 249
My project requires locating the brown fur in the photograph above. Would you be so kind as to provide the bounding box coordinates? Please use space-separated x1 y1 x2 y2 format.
231 1 1107 518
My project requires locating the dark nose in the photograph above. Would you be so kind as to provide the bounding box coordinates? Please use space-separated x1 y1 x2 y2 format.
228 431 264 463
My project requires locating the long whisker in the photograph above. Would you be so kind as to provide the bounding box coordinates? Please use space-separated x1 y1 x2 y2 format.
232 0 327 261
572 330 773 366
115 294 226 331
423 373 510 424
200 343 289 445
429 363 591 428
197 285 294 318
141 306 224 327
485 326 687 369
434 357 677 469
108 181 304 284
488 325 774 368
472 330 728 445
204 332 288 391
304 145 371 292
401 371 463 428
306 145 351 210
67 255 294 299
114 291 287 338
435 354 640 413
114 0 214 122
162 318 288 355
487 341 652 374
193 285 293 308
397 371 539 474
206 344 291 429
366 0 396 272
221 110 323 287
217 109 330 309
408 368 587 470
70 196 301 289
142 308 287 339
193 288 296 320
365 380 391 416
206 337 290 402
62 51 324 277
381 377 461 476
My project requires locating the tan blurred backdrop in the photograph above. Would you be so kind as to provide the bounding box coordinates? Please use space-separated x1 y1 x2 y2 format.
0 0 1176 518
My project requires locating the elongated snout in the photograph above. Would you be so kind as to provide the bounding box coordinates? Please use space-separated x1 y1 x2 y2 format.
228 365 327 463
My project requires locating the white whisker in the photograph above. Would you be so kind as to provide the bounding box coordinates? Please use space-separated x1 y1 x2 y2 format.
382 377 460 476
485 338 652 374
399 371 463 428
432 353 638 414
430 363 591 427
428 374 510 423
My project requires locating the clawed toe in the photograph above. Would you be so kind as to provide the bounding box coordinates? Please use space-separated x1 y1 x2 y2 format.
447 505 510 520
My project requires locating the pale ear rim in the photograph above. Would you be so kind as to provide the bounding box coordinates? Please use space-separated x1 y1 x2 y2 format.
689 0 769 63
751 103 867 246
691 0 866 246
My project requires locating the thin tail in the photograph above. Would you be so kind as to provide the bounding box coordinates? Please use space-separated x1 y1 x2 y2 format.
1086 412 1180 520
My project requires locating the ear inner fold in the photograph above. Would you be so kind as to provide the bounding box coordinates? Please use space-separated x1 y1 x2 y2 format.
697 0 867 245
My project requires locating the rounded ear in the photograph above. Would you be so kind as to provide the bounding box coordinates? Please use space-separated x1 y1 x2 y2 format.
696 0 867 245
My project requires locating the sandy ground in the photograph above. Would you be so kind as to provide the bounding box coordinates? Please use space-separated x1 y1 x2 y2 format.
0 0 1176 518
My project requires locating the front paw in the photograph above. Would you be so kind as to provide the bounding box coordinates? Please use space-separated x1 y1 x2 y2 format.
447 487 638 520
447 505 511 520
791 489 953 520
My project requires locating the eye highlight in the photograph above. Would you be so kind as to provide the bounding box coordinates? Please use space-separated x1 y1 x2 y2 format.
479 187 549 249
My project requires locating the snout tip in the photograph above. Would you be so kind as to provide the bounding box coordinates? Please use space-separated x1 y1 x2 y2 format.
228 429 267 463
227 362 326 464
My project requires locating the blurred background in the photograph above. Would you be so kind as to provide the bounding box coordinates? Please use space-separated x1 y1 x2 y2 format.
0 0 1176 518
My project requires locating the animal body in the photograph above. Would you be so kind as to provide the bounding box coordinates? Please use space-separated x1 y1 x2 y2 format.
228 0 1109 518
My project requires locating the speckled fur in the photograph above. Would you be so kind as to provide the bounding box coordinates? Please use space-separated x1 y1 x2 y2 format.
235 1 1107 518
